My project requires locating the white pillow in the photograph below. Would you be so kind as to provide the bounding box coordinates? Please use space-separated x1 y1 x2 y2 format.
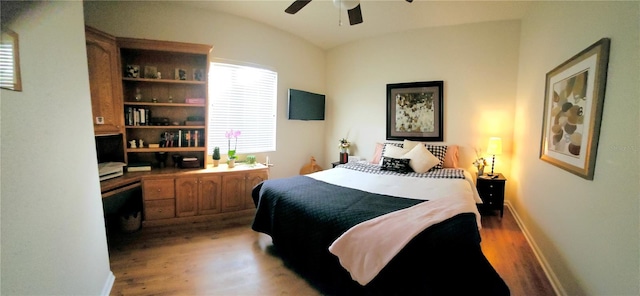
403 143 440 173
403 139 422 151
381 144 407 160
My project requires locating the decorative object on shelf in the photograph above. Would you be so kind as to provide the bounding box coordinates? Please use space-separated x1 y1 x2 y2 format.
226 129 241 161
540 38 610 180
143 66 157 78
247 155 257 166
486 137 502 176
125 65 139 78
473 148 487 176
168 95 173 103
193 68 205 81
175 68 187 80
339 137 350 164
129 140 137 149
386 80 444 141
138 139 144 148
156 72 161 79
172 154 183 168
228 158 236 168
155 151 168 168
134 88 142 101
212 146 221 167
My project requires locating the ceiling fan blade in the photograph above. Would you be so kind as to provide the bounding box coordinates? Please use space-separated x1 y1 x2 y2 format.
347 3 363 25
285 0 312 14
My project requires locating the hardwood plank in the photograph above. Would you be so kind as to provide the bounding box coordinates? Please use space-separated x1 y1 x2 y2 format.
107 208 555 295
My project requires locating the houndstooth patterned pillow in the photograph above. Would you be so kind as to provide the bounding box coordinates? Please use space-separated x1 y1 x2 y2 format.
339 161 465 179
425 145 447 169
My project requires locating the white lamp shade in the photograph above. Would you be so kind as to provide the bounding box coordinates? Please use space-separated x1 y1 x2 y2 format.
332 0 360 10
486 137 503 155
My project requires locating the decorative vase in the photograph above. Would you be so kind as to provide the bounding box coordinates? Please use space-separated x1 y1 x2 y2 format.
228 158 235 168
213 159 219 167
477 165 485 176
340 152 349 164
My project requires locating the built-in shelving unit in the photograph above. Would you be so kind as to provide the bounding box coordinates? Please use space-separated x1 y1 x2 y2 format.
117 38 212 168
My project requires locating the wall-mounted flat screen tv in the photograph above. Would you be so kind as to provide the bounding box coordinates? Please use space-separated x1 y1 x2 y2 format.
288 88 325 121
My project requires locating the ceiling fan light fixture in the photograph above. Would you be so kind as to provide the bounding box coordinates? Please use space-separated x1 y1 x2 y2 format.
332 0 360 11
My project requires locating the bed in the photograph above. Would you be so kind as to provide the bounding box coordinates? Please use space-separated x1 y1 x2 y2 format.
251 142 509 295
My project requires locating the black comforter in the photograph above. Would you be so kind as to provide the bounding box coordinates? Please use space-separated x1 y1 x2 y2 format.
251 176 509 295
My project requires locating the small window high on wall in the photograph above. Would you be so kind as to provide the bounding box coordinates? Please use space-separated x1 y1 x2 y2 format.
207 61 277 157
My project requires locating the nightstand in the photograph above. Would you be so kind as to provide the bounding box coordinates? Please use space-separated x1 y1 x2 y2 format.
476 173 506 217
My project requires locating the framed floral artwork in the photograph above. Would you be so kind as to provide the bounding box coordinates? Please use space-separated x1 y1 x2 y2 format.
539 38 610 180
386 81 444 141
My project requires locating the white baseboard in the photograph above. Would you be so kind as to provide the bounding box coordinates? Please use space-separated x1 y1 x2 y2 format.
504 201 565 296
101 271 115 296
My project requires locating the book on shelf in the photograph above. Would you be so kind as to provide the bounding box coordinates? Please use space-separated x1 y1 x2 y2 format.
127 162 152 172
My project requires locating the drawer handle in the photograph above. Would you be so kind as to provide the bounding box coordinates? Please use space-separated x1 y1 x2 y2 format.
157 189 161 192
489 185 493 188
489 194 493 197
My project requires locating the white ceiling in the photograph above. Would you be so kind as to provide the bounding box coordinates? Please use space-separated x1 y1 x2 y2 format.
178 0 533 50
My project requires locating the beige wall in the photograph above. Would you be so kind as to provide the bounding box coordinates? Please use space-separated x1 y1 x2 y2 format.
0 1 113 294
513 1 639 295
325 20 521 175
84 1 327 178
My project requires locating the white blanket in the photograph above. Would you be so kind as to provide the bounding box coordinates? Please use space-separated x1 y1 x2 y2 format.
307 166 482 285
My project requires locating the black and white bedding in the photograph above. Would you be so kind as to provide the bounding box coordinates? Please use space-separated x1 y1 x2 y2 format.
251 162 509 295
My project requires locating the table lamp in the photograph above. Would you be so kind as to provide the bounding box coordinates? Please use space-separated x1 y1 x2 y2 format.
486 137 502 176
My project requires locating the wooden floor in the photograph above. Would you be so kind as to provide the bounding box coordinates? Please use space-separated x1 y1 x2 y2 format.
106 207 556 296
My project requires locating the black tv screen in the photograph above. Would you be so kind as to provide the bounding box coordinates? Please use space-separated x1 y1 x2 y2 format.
288 88 325 121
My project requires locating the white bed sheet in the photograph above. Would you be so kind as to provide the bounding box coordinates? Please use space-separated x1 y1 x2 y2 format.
306 166 483 204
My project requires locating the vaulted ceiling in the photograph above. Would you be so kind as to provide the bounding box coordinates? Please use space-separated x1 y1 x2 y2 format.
177 0 533 50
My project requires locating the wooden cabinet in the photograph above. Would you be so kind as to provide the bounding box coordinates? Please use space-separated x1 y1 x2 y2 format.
85 26 125 136
245 170 269 209
140 166 268 226
116 37 212 168
476 173 506 217
175 175 222 217
142 178 175 220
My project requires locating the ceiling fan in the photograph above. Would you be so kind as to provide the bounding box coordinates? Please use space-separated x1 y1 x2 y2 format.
285 0 413 26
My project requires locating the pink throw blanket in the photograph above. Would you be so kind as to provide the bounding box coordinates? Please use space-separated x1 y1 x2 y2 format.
328 195 480 285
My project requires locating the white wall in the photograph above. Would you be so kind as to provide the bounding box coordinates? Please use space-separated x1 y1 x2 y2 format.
83 1 327 178
512 1 639 295
0 1 113 294
325 20 521 175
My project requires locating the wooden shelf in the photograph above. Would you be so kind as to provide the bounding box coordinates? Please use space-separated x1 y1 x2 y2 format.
124 101 205 107
123 77 206 85
126 125 206 129
127 147 206 153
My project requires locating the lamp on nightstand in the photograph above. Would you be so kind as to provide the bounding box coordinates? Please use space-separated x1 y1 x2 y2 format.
486 137 502 176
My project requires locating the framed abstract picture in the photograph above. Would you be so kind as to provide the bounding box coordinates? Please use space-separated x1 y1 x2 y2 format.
540 38 610 180
386 81 444 141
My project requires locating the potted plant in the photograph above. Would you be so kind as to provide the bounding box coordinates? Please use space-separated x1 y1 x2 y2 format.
212 146 220 167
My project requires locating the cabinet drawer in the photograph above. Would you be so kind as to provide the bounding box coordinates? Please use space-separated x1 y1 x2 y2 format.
143 179 175 200
144 199 175 220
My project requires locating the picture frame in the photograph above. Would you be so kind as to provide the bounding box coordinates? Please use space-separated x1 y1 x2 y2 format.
0 29 22 91
175 68 187 80
386 81 444 141
193 68 205 81
143 66 157 79
539 38 610 180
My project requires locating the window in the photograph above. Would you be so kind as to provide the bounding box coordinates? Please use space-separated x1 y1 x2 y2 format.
0 30 22 91
207 62 277 156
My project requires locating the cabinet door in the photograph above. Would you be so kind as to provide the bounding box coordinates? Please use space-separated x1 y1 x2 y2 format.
85 27 124 135
175 177 198 217
245 170 269 209
221 173 245 213
199 175 222 215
